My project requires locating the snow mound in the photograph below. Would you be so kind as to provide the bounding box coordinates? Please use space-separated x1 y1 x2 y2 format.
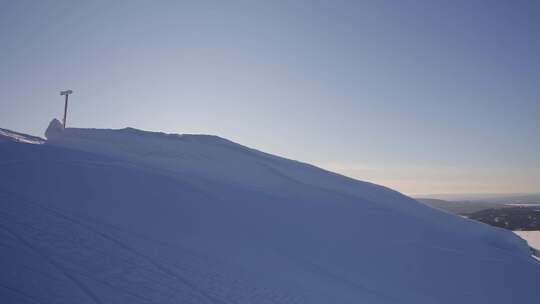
0 120 538 303
0 127 44 144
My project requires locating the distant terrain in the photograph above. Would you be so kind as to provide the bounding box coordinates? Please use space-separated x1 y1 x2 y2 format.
415 198 506 214
416 197 540 231
466 206 540 231
416 193 540 204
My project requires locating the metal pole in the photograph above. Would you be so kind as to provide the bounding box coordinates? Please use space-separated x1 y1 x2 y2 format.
63 94 69 128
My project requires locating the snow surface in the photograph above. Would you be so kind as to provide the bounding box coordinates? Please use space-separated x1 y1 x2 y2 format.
0 119 539 303
0 127 44 144
514 231 540 260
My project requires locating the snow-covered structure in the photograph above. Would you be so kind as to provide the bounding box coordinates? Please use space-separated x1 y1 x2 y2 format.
0 119 539 304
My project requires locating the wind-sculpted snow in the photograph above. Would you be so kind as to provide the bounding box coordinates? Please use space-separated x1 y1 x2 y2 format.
0 127 44 144
0 120 539 303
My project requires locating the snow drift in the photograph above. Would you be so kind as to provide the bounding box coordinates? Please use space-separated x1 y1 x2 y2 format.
0 127 44 144
0 119 539 304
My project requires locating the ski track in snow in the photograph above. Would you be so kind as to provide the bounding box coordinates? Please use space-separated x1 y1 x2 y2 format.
0 224 105 304
0 189 304 304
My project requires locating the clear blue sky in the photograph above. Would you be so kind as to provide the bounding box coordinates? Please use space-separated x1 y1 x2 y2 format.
1 0 539 195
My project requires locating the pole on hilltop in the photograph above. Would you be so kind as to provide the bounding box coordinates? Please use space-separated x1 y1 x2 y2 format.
60 90 73 128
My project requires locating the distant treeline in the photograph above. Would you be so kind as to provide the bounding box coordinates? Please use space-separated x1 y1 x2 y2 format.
466 206 540 231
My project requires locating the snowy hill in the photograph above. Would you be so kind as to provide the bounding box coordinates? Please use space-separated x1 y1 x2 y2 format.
1 119 539 304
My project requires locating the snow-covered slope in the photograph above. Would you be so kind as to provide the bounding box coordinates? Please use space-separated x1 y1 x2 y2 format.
1 119 539 304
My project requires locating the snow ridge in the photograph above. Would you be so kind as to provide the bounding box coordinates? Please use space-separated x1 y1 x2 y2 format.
0 127 44 144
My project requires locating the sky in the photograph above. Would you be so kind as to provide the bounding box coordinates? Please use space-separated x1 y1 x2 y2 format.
1 0 539 196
